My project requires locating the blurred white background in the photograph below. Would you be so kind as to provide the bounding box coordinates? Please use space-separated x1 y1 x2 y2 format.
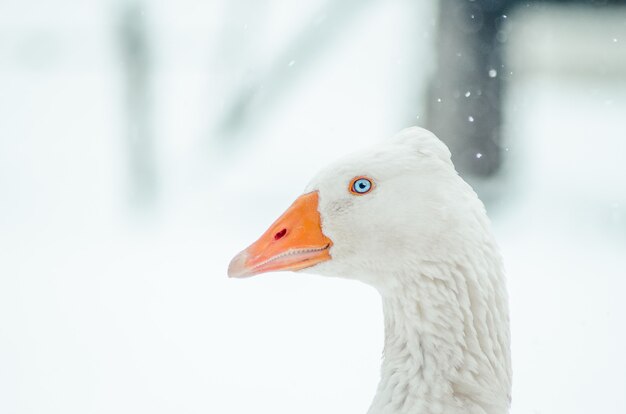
1 1 625 413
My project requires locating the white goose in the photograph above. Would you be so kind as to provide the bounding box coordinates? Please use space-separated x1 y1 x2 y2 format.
228 127 511 414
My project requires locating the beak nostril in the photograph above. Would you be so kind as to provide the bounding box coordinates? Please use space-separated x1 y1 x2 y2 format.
274 228 287 240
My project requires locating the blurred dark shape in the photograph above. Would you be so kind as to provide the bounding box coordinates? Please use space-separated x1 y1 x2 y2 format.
119 2 158 207
427 0 626 178
427 0 508 178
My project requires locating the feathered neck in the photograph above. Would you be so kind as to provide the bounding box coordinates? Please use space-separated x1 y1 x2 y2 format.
367 247 511 414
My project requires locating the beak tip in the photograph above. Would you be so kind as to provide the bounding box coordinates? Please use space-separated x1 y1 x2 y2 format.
227 250 251 278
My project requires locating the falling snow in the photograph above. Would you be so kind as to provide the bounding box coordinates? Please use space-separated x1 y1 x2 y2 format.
465 91 471 97
489 69 497 78
468 116 474 122
476 153 483 159
288 60 296 66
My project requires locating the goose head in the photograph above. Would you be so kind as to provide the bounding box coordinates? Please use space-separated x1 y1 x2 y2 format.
228 127 475 288
227 127 511 414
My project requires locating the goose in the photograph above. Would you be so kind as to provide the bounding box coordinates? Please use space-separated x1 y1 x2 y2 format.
228 127 511 414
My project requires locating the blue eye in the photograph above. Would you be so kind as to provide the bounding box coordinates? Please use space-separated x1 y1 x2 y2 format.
350 177 373 195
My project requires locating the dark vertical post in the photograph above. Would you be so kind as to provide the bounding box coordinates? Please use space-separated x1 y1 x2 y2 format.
427 0 508 177
120 2 158 207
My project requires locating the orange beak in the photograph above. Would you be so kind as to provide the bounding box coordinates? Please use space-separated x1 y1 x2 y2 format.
228 192 333 278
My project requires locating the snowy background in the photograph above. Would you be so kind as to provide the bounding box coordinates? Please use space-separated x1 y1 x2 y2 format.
1 1 625 413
